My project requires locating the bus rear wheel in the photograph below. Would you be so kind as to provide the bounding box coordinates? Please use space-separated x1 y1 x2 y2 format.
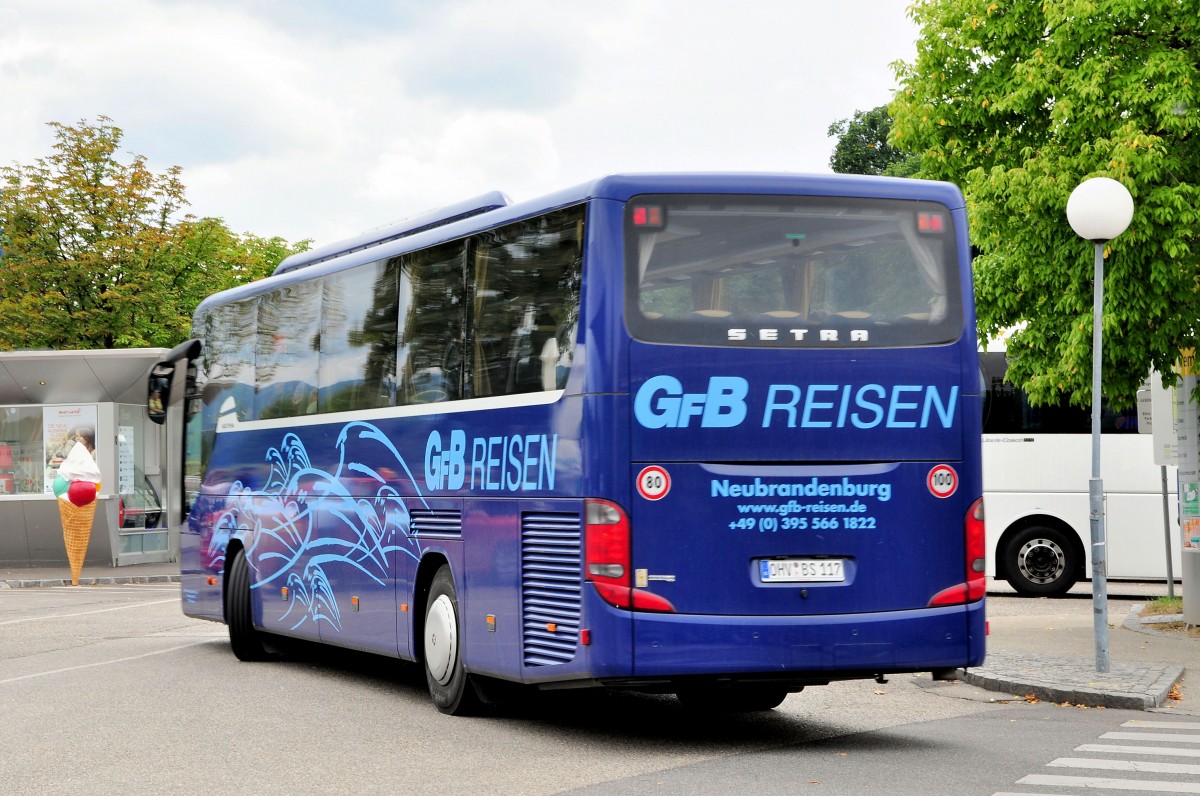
423 566 481 716
1004 525 1078 596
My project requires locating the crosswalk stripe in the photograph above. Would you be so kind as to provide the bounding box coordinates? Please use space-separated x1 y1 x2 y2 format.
1048 757 1200 775
1077 744 1200 759
1123 722 1200 731
1018 773 1200 793
1102 732 1200 744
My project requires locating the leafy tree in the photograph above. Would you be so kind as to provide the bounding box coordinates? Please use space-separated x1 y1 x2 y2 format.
827 105 917 176
890 1 1200 408
0 117 307 350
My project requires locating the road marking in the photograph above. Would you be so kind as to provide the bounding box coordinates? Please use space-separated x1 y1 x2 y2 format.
0 642 207 685
1102 731 1200 744
1078 744 1200 758
1123 721 1200 731
1019 773 1200 792
1049 757 1200 775
0 598 178 625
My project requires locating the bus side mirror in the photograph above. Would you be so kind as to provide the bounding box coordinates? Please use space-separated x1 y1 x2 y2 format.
147 338 202 425
147 367 173 425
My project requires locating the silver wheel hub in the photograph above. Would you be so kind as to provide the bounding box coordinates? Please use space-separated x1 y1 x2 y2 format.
1017 537 1066 584
425 594 457 685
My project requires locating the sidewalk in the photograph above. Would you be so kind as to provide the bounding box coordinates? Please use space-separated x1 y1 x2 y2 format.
1 566 1193 713
960 620 1186 712
960 579 1196 714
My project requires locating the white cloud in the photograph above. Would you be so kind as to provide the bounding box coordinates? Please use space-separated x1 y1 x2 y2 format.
1 0 917 245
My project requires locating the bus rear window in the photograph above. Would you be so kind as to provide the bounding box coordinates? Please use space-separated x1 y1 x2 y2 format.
625 194 963 348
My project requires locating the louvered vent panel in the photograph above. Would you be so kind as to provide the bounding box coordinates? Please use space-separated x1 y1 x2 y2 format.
521 512 582 666
410 509 462 536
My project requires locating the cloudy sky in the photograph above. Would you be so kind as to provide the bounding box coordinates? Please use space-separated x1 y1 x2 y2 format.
2 1 919 247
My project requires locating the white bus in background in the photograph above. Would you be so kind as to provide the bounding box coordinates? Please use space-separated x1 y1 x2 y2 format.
981 348 1182 595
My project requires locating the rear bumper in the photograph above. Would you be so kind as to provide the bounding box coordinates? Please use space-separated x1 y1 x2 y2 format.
630 600 985 678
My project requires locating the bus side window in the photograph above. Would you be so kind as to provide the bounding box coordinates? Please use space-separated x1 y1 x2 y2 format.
256 281 322 419
470 208 583 398
398 242 466 405
318 259 398 412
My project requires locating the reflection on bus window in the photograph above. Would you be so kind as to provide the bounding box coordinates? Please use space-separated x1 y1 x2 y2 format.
980 352 1138 434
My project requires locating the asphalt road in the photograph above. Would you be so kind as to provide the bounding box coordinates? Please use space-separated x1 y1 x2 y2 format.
1 582 1196 795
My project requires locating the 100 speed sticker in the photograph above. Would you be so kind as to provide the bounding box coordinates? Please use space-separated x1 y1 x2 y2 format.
927 464 958 498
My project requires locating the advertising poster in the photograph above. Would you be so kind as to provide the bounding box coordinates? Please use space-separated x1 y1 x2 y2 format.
118 425 135 495
43 405 98 493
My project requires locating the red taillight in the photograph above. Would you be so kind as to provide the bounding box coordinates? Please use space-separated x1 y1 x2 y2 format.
585 499 630 605
929 497 986 607
965 497 987 600
584 499 674 613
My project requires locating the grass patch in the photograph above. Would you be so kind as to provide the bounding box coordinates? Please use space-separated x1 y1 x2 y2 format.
1143 595 1183 616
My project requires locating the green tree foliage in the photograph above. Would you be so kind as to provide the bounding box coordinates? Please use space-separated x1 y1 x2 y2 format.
0 117 307 350
890 1 1200 408
827 105 918 176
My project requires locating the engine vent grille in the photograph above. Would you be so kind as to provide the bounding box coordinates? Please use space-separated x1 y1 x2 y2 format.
409 508 462 536
521 512 582 666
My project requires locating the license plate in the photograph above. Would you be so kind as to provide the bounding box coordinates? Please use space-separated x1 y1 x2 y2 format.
759 558 845 583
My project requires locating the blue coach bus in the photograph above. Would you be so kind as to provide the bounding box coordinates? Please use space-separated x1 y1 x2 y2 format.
148 173 985 715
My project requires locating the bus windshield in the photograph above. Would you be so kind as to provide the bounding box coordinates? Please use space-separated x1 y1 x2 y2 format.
626 195 962 348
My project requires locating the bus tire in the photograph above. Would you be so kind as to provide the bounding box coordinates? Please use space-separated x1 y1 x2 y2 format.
1003 525 1079 596
423 566 480 716
227 549 273 661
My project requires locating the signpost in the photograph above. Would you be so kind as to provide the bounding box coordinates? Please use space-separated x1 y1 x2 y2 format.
1141 375 1178 599
1176 352 1200 625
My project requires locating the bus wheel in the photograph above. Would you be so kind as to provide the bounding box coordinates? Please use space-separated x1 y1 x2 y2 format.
1004 525 1078 596
423 566 481 716
227 549 273 661
676 685 789 712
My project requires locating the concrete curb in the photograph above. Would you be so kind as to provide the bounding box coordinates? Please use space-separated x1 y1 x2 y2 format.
0 574 180 589
958 652 1183 710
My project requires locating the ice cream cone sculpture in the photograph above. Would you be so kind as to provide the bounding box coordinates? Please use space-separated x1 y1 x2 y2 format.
54 441 102 586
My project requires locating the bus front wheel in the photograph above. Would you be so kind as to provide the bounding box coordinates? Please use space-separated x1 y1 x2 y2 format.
1004 525 1079 596
227 549 274 661
423 566 481 716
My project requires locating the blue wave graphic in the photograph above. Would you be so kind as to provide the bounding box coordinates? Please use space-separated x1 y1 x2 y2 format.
206 421 427 632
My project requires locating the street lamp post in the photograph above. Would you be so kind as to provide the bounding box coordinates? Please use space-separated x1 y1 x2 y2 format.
1066 176 1134 674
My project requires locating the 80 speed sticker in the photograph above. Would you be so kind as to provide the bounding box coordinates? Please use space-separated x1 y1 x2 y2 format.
636 465 671 501
927 464 958 498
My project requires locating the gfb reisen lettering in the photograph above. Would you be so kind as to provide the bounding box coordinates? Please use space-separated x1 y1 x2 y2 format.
633 375 958 430
425 429 558 492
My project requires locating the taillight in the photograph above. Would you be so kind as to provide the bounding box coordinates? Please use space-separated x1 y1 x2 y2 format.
928 497 986 606
965 497 987 599
584 499 674 612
